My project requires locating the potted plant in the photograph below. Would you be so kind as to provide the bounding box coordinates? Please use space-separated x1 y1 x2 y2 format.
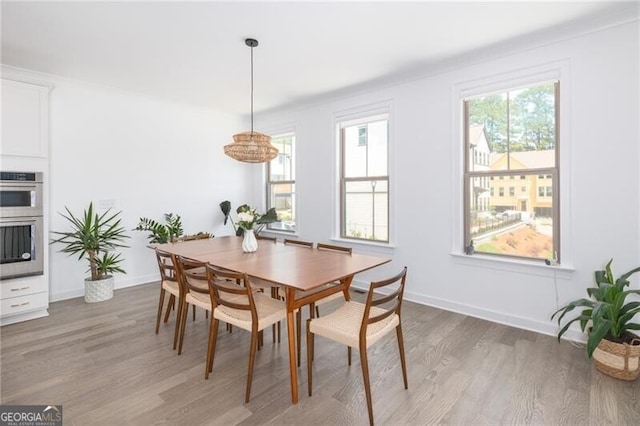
51 202 129 303
219 201 278 237
134 213 183 243
552 259 640 380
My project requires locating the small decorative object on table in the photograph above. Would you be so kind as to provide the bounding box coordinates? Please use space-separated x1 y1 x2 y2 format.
219 201 279 253
236 206 261 253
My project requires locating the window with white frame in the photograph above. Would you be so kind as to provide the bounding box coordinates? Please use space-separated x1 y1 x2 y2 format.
338 113 389 242
464 81 559 261
266 133 295 232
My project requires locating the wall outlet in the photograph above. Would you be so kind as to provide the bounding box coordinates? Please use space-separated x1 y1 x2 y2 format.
97 199 116 210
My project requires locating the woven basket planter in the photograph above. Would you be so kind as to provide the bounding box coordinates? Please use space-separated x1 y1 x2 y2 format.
592 334 640 381
84 276 114 303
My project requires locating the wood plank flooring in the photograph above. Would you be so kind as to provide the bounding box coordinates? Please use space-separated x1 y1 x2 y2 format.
1 282 638 425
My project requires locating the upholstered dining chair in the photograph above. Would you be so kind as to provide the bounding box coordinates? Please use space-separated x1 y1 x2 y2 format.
306 267 409 426
205 264 287 403
283 238 314 248
249 234 282 342
154 249 182 350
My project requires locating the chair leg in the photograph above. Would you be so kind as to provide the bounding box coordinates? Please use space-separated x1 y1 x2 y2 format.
192 304 196 322
272 324 276 343
205 317 219 379
396 325 408 389
245 330 259 403
359 345 375 426
178 300 190 355
306 319 314 397
277 321 281 343
173 296 184 350
155 288 166 334
348 347 352 366
296 310 302 366
163 294 175 323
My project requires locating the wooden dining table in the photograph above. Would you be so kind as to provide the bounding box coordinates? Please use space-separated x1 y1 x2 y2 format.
153 236 391 404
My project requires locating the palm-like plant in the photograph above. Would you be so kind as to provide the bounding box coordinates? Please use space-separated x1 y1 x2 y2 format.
51 202 129 281
552 259 640 357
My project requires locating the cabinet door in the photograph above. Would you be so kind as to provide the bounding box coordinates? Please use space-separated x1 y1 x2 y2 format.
1 79 49 158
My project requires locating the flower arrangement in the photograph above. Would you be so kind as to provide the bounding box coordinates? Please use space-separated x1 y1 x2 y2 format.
220 201 278 236
236 205 260 230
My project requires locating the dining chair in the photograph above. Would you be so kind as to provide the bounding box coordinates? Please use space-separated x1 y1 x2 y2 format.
249 234 282 342
306 267 408 426
175 256 214 355
283 238 314 248
154 249 182 350
256 234 277 243
205 264 287 403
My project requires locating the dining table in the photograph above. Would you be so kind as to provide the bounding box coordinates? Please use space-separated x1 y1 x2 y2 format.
152 235 391 403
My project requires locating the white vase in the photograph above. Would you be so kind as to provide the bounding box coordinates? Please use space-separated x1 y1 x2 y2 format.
242 229 258 253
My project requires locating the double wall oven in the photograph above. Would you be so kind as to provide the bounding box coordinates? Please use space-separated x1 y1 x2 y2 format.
0 171 44 280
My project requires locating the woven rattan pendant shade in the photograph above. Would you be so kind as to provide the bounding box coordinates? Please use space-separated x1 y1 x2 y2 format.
224 131 278 163
224 38 278 164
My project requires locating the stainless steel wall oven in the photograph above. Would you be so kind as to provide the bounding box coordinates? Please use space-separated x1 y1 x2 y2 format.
0 172 44 280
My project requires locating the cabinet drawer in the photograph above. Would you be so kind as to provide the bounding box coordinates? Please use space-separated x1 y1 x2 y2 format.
1 277 47 299
0 292 48 317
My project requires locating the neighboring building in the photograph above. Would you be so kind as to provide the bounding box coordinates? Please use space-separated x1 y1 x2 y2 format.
468 125 491 212
489 150 555 217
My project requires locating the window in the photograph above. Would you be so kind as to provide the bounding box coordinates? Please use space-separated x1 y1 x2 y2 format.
266 133 296 232
339 114 389 242
464 81 559 261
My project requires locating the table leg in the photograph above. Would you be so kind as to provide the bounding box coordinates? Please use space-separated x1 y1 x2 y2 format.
286 288 299 404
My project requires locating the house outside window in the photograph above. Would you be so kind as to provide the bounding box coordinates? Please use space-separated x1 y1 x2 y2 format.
266 133 296 232
464 81 559 261
339 113 389 242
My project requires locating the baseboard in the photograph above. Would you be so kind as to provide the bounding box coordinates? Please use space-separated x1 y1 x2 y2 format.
350 279 587 344
50 274 159 302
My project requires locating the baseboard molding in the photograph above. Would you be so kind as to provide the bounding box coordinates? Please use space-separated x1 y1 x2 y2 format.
50 274 158 302
350 279 586 344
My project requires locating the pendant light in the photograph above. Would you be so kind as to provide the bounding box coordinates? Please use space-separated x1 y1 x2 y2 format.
224 38 279 163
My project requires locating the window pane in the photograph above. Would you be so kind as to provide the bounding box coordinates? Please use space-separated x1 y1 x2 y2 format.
467 173 553 260
344 179 388 241
268 183 295 232
344 120 387 178
269 134 295 181
468 83 556 172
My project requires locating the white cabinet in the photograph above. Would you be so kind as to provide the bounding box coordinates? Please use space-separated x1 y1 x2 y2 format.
1 78 50 325
1 79 49 157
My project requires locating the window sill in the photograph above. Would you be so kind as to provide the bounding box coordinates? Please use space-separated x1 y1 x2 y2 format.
450 251 574 279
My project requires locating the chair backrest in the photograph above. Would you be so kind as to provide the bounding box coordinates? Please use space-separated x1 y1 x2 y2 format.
175 256 209 294
155 249 177 282
205 264 258 326
172 232 212 243
284 238 314 248
256 235 277 243
317 243 352 254
360 267 408 338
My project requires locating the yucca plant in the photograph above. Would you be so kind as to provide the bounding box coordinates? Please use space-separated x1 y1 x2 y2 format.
552 259 640 357
51 202 129 281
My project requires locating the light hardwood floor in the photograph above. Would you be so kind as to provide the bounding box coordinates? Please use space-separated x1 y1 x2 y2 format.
1 282 638 425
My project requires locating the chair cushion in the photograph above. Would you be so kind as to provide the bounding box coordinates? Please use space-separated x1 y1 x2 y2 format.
161 279 180 297
309 301 399 349
214 293 286 332
185 290 211 311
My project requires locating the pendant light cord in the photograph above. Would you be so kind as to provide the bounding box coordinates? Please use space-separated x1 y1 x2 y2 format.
250 43 254 134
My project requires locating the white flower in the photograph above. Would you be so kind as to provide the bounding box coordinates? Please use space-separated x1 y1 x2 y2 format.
238 211 255 223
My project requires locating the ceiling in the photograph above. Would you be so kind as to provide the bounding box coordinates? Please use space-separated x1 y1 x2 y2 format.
1 2 636 117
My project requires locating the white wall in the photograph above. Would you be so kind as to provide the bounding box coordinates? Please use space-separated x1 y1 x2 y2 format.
258 20 640 340
42 77 250 300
